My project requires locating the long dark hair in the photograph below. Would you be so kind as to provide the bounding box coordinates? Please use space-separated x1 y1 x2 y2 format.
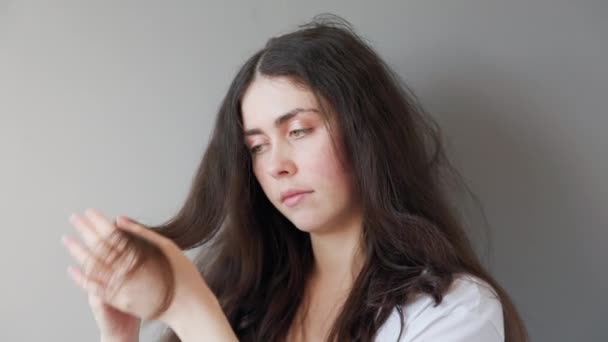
115 14 527 341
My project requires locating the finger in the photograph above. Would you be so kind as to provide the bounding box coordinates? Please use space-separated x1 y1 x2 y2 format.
62 235 90 266
70 211 127 265
68 262 129 304
69 213 100 249
87 293 103 308
62 235 113 285
81 228 130 269
98 230 130 266
67 265 109 299
115 216 169 249
62 235 104 271
84 208 116 239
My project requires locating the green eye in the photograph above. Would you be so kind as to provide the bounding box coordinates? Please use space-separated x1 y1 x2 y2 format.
289 128 311 138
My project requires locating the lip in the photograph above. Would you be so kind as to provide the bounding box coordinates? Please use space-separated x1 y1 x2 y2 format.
282 192 312 207
280 189 313 204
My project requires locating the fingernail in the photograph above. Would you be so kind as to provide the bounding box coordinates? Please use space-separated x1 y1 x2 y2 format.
119 216 133 223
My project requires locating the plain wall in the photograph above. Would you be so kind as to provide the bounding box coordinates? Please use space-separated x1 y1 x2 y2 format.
1 1 606 341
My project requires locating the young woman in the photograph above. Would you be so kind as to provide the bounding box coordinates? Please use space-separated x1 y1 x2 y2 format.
62 15 528 342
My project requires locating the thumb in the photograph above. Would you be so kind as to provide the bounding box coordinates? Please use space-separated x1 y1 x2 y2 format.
115 215 137 226
115 215 167 247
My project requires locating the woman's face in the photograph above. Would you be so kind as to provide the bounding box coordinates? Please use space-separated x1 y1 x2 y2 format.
241 75 360 234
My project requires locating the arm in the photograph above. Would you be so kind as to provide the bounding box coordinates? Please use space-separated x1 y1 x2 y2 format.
163 288 238 342
63 211 236 342
403 276 505 342
407 306 504 342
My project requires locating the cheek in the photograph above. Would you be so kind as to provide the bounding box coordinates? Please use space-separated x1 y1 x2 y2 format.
304 139 352 192
252 165 271 195
309 149 341 179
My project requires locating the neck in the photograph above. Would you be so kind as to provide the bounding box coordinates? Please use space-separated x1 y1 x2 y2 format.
308 212 365 288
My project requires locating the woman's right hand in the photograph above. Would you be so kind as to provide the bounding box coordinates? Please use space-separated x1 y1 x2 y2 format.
63 210 142 342
87 293 140 342
63 209 237 341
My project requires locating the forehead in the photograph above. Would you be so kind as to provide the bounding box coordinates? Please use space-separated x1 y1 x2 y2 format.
241 76 319 128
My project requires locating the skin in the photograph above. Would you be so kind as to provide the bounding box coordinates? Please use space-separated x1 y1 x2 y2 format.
62 210 237 342
62 75 364 341
241 75 365 340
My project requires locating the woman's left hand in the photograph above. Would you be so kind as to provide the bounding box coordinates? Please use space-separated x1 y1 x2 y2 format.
62 209 235 339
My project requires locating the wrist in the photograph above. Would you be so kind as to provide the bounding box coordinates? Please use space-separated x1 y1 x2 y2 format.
99 322 140 342
162 288 237 341
100 336 138 342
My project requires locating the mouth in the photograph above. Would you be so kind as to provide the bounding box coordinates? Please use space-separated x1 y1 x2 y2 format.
281 190 313 207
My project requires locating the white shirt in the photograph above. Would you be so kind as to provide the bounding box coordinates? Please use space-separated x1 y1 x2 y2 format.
374 273 504 341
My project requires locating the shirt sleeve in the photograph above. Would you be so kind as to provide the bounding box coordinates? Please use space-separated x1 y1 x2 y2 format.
397 274 505 342
375 274 504 342
407 303 504 341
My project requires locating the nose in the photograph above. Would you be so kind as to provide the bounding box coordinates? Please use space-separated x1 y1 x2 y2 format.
267 144 297 179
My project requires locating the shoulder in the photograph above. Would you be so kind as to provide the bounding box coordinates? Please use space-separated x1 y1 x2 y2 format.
375 273 504 341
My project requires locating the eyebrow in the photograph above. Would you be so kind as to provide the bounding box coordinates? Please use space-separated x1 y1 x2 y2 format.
243 108 319 137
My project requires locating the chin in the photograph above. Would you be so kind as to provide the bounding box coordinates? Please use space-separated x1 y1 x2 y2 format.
290 221 318 233
289 216 331 234
283 214 316 231
279 207 340 234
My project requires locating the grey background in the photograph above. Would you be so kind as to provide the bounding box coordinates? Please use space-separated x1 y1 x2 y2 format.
1 1 606 341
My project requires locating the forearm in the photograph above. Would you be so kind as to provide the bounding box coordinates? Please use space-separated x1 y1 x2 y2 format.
99 325 140 342
164 292 238 342
101 339 138 342
100 334 138 342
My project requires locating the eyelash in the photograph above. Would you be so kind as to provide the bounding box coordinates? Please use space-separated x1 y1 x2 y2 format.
289 128 311 138
249 128 312 154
